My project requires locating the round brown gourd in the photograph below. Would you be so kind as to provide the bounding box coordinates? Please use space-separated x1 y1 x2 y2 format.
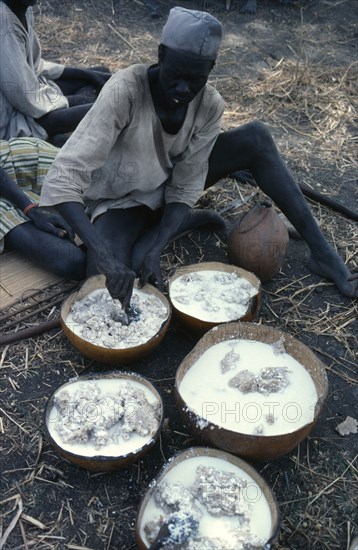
228 202 289 282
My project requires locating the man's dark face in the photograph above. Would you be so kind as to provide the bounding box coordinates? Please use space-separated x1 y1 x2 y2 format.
158 48 214 109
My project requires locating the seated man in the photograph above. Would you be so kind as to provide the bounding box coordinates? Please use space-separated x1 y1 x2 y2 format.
40 7 358 308
0 137 86 279
0 0 111 143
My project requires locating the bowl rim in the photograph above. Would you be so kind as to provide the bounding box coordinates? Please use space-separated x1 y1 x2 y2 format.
175 321 329 439
135 445 281 548
167 261 261 324
60 274 172 353
43 370 164 463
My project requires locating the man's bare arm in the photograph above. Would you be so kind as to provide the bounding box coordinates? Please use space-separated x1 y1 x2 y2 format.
56 202 135 307
136 202 191 287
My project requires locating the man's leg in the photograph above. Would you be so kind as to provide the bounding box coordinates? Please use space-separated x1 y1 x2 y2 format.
55 66 111 96
5 222 86 280
37 104 93 137
86 207 153 277
207 121 357 298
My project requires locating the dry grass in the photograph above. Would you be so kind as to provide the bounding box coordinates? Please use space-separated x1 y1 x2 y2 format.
224 59 358 133
216 59 358 198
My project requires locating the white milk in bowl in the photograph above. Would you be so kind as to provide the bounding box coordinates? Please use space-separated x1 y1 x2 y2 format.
139 454 274 549
179 338 318 436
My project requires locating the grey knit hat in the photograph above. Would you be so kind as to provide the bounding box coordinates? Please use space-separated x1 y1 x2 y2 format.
160 7 222 60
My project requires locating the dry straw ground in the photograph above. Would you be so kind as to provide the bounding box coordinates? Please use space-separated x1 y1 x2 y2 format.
1 1 357 549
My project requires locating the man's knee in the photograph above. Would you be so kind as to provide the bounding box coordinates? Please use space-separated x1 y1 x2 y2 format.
245 120 275 154
218 120 276 160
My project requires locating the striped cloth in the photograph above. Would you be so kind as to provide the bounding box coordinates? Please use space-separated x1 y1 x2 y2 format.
0 137 59 252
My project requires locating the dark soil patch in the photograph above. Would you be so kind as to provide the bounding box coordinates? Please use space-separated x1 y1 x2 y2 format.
1 1 357 549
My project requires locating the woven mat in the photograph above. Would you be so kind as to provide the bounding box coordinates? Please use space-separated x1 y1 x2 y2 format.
0 251 63 311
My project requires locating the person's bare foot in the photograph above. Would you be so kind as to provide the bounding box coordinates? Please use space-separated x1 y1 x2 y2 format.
307 250 358 298
177 208 226 235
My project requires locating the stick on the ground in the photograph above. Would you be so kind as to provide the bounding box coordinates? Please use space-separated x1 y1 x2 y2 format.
0 318 61 346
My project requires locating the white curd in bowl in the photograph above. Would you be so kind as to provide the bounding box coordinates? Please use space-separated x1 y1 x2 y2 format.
139 455 273 549
169 270 258 322
65 287 168 349
47 378 161 457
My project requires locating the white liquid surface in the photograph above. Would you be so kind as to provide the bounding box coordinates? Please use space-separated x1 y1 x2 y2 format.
47 379 160 457
139 455 273 546
179 339 318 436
170 270 257 322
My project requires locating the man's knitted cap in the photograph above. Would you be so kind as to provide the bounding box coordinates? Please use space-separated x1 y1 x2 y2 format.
160 7 222 60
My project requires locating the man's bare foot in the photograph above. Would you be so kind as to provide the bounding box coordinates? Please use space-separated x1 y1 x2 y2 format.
177 209 226 235
307 251 358 298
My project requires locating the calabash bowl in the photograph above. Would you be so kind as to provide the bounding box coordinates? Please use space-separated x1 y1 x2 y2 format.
60 274 171 364
175 322 328 461
167 261 261 335
135 446 280 549
44 371 164 472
